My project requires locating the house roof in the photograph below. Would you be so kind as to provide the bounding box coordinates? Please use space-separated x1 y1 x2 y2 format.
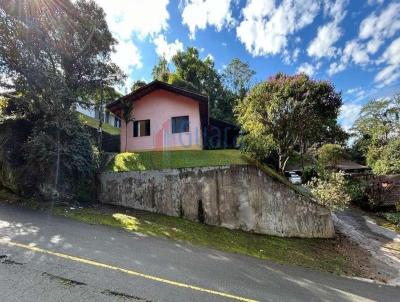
106 80 209 127
331 160 370 171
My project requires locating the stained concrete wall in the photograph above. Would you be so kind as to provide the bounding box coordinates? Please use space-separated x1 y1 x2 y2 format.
98 165 334 238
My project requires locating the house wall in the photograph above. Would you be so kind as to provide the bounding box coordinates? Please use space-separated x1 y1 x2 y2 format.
120 90 203 152
98 165 335 238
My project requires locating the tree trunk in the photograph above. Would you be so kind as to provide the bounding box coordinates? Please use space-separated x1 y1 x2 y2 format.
125 122 128 152
97 82 104 151
278 152 290 174
300 140 305 171
282 156 290 173
54 126 61 201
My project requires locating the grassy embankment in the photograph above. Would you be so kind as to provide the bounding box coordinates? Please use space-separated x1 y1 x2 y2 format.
78 112 120 136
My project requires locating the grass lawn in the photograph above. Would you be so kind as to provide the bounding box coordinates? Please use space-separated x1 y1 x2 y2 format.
106 149 248 172
78 112 120 136
51 204 354 275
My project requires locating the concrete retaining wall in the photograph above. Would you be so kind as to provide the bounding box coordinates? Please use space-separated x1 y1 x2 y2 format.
98 165 334 238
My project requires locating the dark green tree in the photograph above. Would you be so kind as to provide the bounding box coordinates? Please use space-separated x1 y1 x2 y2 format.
0 0 124 199
172 48 227 120
131 80 147 92
236 73 343 173
222 58 255 99
351 95 400 173
152 56 170 82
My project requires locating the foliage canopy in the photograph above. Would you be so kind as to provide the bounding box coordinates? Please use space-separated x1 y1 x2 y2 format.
236 73 344 172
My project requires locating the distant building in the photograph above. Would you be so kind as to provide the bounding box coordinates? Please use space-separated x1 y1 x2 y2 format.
328 160 371 175
77 104 121 128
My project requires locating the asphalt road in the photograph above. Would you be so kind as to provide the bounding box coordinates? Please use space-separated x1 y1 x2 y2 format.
0 203 399 302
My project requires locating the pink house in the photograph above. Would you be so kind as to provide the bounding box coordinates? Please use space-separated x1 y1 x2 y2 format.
107 80 238 152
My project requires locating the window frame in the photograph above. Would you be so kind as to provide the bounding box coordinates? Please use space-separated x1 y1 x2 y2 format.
133 119 151 137
171 116 190 134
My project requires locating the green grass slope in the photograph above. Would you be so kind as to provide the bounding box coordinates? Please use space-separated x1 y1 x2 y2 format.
78 112 120 136
106 150 248 172
105 150 311 197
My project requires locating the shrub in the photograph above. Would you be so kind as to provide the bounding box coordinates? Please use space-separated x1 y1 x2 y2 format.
345 178 367 203
317 144 344 167
308 171 351 211
380 212 400 226
302 166 317 183
23 113 98 201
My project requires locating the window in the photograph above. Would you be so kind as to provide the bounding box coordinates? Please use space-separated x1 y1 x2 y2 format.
133 120 150 137
172 116 189 133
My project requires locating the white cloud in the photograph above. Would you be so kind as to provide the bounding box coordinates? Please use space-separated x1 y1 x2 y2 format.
328 39 370 75
346 87 362 95
205 53 214 61
328 2 400 76
307 21 342 58
328 62 346 76
236 0 320 57
375 37 400 87
345 87 368 102
111 40 142 74
181 0 235 39
366 38 383 54
308 0 347 59
297 63 316 76
94 0 170 87
359 2 400 42
153 35 184 61
95 0 169 40
343 40 370 65
367 0 384 5
323 0 348 22
339 103 362 132
283 47 300 64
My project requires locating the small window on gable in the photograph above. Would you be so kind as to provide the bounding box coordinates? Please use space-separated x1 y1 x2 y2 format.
172 116 189 133
133 120 150 137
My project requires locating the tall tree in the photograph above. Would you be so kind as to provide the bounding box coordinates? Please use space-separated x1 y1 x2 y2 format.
236 73 343 173
152 56 170 82
120 99 134 152
172 47 227 120
131 80 147 92
90 86 122 150
0 0 124 198
352 95 400 173
222 58 255 99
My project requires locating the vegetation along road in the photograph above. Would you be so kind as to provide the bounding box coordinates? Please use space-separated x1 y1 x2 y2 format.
0 203 399 302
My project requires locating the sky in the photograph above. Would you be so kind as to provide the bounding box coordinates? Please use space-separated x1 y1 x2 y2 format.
94 0 400 131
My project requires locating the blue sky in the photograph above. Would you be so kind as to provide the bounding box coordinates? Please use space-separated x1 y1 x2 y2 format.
94 0 400 130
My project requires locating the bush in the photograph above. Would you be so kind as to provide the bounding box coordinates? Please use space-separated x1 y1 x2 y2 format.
380 212 400 226
302 166 317 183
317 144 344 167
345 178 367 203
371 139 400 175
23 113 98 201
308 171 351 211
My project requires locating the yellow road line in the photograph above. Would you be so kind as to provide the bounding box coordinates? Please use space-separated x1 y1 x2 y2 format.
0 238 259 302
